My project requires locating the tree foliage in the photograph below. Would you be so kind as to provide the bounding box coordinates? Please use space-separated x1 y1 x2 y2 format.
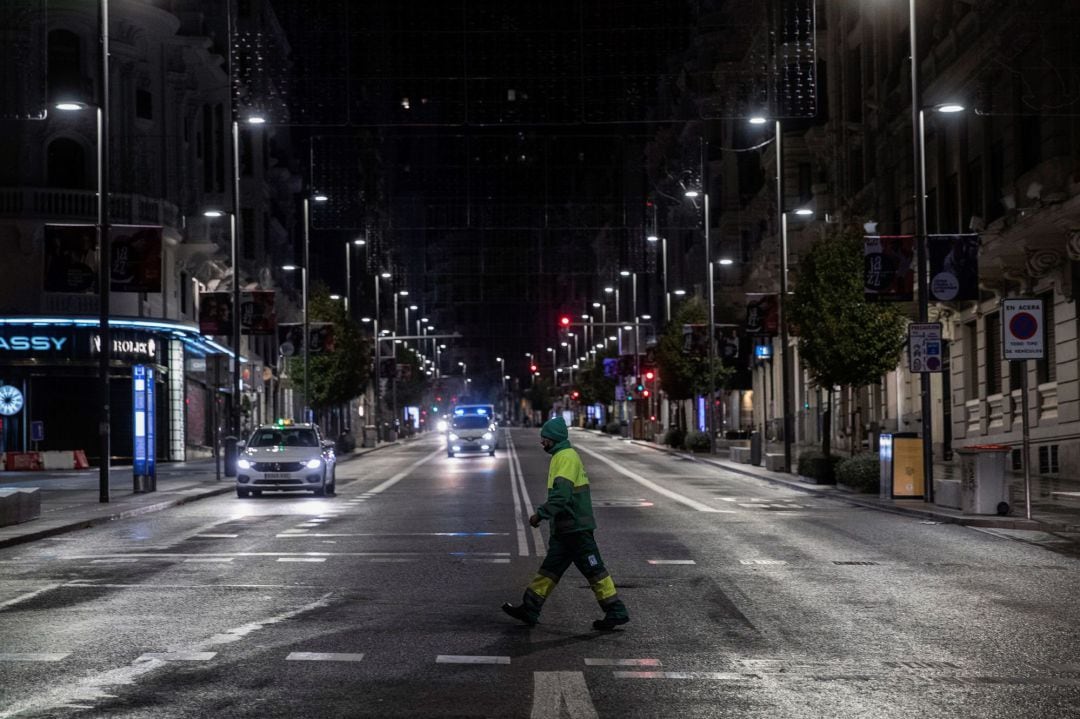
655 295 732 400
286 286 370 409
576 347 616 405
525 378 554 417
788 224 908 454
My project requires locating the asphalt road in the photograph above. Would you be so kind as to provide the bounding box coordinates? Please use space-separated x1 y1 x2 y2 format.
1 429 1079 718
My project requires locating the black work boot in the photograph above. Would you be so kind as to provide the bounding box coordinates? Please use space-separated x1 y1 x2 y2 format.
592 615 630 631
501 603 538 626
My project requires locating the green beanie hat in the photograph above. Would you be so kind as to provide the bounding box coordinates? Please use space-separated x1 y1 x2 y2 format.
540 417 569 443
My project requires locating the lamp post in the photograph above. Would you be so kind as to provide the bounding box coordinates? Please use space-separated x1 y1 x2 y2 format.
547 347 557 384
374 271 390 439
203 209 242 448
685 138 716 452
496 356 506 418
57 3 111 500
281 263 307 422
458 361 468 391
344 237 365 316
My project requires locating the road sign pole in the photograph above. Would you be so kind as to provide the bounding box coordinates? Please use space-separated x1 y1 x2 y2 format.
1021 361 1032 520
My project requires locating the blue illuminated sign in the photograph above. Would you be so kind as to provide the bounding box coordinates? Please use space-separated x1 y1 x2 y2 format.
133 365 156 479
754 344 772 359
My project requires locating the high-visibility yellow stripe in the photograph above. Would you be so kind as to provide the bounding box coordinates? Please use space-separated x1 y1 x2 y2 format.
590 575 618 602
528 575 558 599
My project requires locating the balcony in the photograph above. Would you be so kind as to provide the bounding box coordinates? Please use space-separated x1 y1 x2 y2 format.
0 187 180 229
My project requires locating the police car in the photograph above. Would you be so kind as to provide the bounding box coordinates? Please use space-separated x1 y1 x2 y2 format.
446 405 497 458
235 420 337 497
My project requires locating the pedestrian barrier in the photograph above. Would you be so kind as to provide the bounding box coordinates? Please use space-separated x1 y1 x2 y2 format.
0 450 88 471
764 453 786 471
730 446 752 464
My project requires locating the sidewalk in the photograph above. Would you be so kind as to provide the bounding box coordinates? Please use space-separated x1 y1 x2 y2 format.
0 441 403 550
583 430 1080 533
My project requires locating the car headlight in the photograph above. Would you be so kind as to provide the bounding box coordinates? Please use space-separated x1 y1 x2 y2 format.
237 458 252 470
305 458 322 469
482 432 493 440
448 433 460 441
436 420 448 432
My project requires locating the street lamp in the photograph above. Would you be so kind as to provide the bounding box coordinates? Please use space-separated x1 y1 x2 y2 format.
344 237 365 316
56 1 110 500
202 207 242 454
686 138 716 453
281 263 307 422
458 361 468 389
373 271 391 440
547 347 557 384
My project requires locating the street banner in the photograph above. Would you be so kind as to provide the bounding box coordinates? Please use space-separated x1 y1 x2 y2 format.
198 291 233 335
308 323 335 354
43 224 98 293
241 290 276 335
864 235 915 301
717 326 741 365
277 323 303 357
110 225 162 293
928 234 980 302
745 294 779 336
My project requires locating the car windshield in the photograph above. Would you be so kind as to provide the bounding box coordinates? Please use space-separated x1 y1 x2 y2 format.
451 416 490 430
248 428 319 447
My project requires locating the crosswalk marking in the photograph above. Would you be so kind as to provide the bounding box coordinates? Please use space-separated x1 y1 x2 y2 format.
531 671 599 718
647 559 696 565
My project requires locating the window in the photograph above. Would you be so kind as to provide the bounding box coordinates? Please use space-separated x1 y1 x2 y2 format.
964 320 978 400
1038 445 1059 474
179 271 189 315
46 138 87 189
984 312 1001 395
1009 356 1023 393
136 88 152 120
1036 292 1056 383
47 30 82 102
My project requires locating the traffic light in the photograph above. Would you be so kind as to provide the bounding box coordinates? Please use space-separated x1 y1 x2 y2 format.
530 364 538 373
644 370 655 381
635 382 644 393
571 390 580 400
642 390 650 398
559 316 571 328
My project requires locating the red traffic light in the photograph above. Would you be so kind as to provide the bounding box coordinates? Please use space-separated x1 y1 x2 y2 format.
571 390 580 399
642 390 650 398
644 370 655 381
529 364 538 372
559 316 571 327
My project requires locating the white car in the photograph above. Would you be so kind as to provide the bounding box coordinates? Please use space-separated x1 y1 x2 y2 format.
236 422 337 498
446 414 497 458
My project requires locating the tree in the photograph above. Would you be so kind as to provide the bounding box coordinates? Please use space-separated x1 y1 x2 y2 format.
286 286 370 410
576 347 616 406
655 296 731 399
525 378 554 419
788 223 907 456
655 296 731 430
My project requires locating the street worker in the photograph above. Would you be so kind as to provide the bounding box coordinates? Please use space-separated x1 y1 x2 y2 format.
502 417 630 630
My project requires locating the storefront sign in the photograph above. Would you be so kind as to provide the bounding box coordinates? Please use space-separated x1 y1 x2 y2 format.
0 336 69 352
91 334 158 359
0 326 159 363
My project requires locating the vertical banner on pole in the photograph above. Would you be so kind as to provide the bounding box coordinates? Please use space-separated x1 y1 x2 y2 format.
133 364 147 477
146 367 156 479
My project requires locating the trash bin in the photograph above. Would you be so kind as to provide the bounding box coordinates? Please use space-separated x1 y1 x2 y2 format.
749 431 762 466
956 445 1010 515
362 425 376 448
223 436 239 478
879 432 924 499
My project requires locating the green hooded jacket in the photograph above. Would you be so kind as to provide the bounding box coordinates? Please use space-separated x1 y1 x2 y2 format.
536 418 596 534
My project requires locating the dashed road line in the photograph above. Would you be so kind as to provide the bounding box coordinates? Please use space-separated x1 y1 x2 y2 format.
136 652 216 662
647 559 696 565
0 584 61 611
0 653 70 662
183 558 235 563
531 671 599 718
286 652 365 662
436 655 511 665
277 557 326 563
584 658 661 667
613 671 760 680
195 534 239 539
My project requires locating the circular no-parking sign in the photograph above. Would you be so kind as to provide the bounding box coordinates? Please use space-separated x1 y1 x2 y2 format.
1009 312 1038 340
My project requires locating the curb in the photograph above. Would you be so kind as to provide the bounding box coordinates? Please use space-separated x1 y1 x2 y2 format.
623 438 1079 533
0 438 415 550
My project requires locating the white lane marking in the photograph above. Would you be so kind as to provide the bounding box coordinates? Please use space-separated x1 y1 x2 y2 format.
739 559 787 565
369 558 417 563
436 655 511 665
0 584 61 611
647 560 696 565
506 431 531 557
530 671 599 719
136 652 216 662
195 534 239 539
62 583 319 589
367 446 446 495
66 551 505 560
509 433 546 555
286 652 364 662
183 558 235 564
275 532 509 538
584 658 661 667
277 558 326 563
91 558 139 564
0 653 70 662
460 558 510 564
613 671 758 680
576 445 729 513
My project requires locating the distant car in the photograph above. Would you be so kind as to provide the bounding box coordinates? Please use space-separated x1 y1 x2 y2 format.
235 421 337 497
446 414 496 458
450 404 501 448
